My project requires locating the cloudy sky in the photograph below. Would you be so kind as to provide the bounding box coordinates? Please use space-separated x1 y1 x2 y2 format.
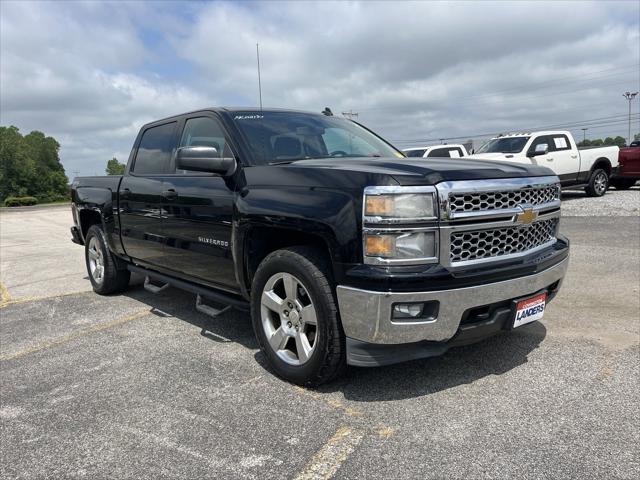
1 0 639 176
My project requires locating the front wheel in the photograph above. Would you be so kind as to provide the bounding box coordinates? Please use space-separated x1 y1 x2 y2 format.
251 247 346 386
585 168 609 197
85 225 130 295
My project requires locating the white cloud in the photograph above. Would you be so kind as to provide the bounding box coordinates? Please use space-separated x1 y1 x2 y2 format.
1 0 638 176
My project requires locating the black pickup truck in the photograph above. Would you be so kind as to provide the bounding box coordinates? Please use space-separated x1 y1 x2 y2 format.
71 108 570 385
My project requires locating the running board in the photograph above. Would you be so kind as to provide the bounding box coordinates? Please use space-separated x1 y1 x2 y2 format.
144 276 170 294
196 295 232 318
128 264 249 310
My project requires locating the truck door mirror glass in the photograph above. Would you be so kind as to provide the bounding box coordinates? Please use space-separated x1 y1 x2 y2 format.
530 143 548 157
176 146 236 176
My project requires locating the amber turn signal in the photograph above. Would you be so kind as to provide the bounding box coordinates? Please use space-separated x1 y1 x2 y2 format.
365 195 393 216
365 234 394 256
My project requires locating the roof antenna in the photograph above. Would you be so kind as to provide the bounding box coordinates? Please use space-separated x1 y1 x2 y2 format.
256 43 263 110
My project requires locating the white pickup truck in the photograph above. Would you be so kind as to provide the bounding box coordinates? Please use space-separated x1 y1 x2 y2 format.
472 131 619 196
403 144 469 158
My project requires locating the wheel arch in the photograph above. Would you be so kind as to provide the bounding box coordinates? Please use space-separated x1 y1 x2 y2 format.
591 157 612 176
239 225 336 297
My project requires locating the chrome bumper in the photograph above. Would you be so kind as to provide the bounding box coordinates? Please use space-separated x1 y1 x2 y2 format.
336 256 569 345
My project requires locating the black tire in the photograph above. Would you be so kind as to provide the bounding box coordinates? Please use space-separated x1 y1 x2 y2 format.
84 225 130 295
610 178 637 190
250 246 346 386
585 168 609 197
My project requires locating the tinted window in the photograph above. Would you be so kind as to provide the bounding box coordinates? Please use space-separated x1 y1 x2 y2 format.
477 137 529 154
528 135 551 155
404 149 426 157
133 122 177 174
427 147 452 158
232 111 401 165
179 117 231 154
177 117 233 174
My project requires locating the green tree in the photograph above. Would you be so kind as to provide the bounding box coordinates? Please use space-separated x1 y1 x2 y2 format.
613 136 627 147
105 157 125 175
0 126 68 202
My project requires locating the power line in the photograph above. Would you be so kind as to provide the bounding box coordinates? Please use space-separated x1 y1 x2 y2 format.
391 116 640 145
390 113 639 143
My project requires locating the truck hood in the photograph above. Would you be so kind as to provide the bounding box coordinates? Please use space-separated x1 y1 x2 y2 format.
282 157 555 185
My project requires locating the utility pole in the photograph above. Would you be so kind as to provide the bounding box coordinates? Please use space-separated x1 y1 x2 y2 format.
341 110 359 120
581 128 588 143
256 43 263 110
623 91 638 145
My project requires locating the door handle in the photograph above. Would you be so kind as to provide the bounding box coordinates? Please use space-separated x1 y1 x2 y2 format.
546 157 554 161
121 188 131 198
163 189 178 200
570 155 578 159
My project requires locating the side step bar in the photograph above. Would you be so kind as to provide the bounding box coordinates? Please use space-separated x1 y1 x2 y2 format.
144 276 170 294
128 265 249 313
196 295 232 318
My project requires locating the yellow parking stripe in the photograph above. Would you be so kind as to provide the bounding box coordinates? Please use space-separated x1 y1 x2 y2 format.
0 289 92 308
293 426 364 480
0 309 150 361
0 282 11 306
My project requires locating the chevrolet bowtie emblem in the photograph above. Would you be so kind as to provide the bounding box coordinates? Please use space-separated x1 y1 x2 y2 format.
516 208 538 225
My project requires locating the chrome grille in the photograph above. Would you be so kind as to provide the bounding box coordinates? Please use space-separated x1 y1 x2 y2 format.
450 218 558 263
449 184 560 213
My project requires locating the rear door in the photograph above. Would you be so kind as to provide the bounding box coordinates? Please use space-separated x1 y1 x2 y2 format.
119 121 178 265
157 114 239 290
547 134 580 184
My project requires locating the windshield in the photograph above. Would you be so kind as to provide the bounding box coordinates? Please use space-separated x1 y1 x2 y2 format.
231 111 403 165
477 137 530 154
404 149 426 157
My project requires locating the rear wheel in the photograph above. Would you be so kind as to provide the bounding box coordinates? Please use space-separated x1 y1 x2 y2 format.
85 225 130 295
610 178 637 190
251 246 345 386
585 168 609 197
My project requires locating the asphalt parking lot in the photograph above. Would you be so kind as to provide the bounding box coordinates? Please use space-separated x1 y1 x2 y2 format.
1 187 639 479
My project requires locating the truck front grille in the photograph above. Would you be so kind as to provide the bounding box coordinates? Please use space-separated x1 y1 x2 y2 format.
437 176 562 268
450 218 558 263
449 184 560 214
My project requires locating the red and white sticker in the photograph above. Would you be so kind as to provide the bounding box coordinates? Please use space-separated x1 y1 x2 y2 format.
514 293 546 328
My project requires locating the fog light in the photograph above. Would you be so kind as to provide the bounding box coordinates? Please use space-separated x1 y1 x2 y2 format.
393 303 424 319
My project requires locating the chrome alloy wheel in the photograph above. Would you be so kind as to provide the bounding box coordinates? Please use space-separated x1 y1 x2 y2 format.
87 236 105 285
260 272 318 365
594 172 608 195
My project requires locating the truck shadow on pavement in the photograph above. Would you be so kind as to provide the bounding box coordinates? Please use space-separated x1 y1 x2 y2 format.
324 322 546 402
122 278 546 401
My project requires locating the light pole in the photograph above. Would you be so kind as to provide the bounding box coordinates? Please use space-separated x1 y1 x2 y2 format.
623 91 639 145
581 128 588 144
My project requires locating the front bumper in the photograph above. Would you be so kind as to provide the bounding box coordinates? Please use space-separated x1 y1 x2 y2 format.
336 256 568 354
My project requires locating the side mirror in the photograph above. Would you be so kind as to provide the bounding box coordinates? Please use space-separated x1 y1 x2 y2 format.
529 143 549 157
176 146 236 176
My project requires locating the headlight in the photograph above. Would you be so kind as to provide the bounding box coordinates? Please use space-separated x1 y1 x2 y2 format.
364 188 437 222
364 230 438 264
362 186 439 265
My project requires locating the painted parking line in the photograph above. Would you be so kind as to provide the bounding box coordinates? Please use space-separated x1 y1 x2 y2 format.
0 282 11 306
0 289 92 308
0 309 150 361
293 425 364 480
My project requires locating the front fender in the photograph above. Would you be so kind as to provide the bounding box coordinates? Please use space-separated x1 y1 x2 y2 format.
234 185 362 295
